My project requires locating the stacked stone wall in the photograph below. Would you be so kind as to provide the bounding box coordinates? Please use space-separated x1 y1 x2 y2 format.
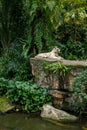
30 58 87 110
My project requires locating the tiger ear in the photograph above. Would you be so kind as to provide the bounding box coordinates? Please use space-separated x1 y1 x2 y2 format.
56 47 60 53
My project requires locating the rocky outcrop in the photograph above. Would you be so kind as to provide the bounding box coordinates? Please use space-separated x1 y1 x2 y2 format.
30 58 87 89
41 104 78 123
30 57 87 110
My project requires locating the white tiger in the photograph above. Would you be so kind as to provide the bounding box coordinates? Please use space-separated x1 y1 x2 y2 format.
35 47 63 60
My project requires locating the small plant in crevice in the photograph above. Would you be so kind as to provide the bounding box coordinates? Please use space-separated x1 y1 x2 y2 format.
45 62 68 75
45 62 69 90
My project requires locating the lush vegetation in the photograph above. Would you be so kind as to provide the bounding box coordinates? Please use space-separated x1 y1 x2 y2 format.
0 78 51 112
0 0 87 55
0 0 87 80
0 0 87 113
69 70 87 114
0 0 86 81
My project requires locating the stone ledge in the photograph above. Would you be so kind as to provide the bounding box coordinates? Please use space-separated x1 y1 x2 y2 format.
30 58 87 67
61 59 87 67
49 90 70 98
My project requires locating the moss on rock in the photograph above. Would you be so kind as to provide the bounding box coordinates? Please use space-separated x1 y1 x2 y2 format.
0 96 14 113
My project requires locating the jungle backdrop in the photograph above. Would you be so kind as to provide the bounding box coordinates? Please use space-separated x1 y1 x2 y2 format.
0 0 87 80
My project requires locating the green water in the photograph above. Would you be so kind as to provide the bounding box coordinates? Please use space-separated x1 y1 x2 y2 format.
0 113 87 130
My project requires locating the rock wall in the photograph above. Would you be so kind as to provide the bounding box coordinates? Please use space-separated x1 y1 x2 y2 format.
30 58 87 110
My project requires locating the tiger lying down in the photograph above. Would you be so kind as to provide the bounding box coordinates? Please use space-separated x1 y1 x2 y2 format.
35 47 64 60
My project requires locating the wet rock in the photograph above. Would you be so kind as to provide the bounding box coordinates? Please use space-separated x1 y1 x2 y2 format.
41 104 78 123
0 96 15 113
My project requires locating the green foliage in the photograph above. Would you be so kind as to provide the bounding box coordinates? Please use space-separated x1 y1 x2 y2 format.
0 78 8 96
0 39 32 80
45 62 68 76
18 0 87 59
0 78 52 112
69 70 87 114
0 0 87 81
0 0 27 49
45 62 69 90
23 0 57 55
0 0 87 60
56 19 87 60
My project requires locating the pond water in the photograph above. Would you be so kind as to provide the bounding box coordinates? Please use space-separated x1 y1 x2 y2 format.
0 113 87 130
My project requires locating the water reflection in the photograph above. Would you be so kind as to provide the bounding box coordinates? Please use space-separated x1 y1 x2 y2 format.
0 113 86 130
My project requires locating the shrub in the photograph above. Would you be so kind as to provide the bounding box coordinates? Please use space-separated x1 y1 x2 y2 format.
0 78 52 112
0 40 32 80
56 23 87 60
69 70 87 114
6 80 52 113
0 78 8 95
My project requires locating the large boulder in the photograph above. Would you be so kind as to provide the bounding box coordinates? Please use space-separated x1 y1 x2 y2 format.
41 104 78 123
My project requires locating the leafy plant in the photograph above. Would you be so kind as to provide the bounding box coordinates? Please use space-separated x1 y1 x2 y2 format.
0 77 52 112
45 62 69 90
56 23 87 60
0 39 32 80
0 0 27 49
45 62 68 76
6 80 52 113
0 78 8 95
69 70 87 114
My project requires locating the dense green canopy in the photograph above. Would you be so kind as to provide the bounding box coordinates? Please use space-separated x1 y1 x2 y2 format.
0 0 87 79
